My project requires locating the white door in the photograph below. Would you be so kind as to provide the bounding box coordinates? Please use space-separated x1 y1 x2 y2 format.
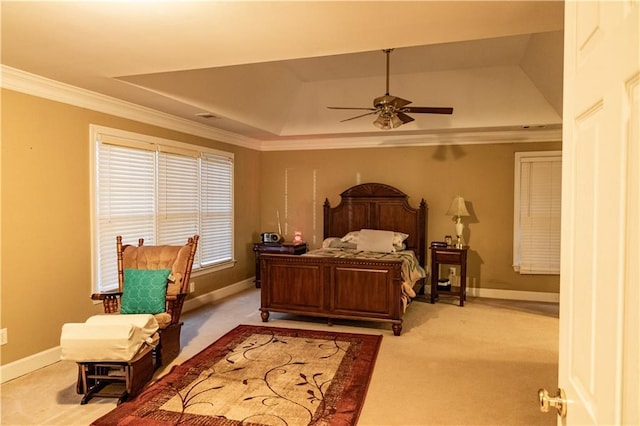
558 1 639 424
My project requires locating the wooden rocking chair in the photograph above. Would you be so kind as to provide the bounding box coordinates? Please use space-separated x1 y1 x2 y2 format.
91 235 199 367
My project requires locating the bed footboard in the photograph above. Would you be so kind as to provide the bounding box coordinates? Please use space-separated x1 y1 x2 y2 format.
259 254 406 335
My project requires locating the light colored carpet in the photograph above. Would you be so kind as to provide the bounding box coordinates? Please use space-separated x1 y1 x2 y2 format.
0 288 558 425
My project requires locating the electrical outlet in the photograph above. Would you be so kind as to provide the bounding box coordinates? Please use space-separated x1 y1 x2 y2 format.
448 267 457 286
189 282 195 293
0 328 7 345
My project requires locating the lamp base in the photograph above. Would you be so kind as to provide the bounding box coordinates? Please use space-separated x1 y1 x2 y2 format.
455 217 464 244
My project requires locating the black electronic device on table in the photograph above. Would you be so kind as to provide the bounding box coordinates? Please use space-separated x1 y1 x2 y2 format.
260 232 283 243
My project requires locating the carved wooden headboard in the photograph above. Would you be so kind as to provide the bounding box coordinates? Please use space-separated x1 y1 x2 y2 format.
323 183 428 266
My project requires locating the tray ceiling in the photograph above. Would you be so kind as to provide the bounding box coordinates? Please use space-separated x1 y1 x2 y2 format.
1 1 564 148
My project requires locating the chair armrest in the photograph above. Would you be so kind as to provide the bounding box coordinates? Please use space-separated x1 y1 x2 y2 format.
165 293 186 302
91 291 123 314
166 292 188 324
90 291 123 301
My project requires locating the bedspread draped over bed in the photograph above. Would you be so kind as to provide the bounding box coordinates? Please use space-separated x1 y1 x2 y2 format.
303 247 426 310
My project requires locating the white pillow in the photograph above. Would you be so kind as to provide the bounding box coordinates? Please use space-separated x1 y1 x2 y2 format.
340 231 360 243
341 229 409 251
357 229 395 253
322 237 341 248
391 231 409 249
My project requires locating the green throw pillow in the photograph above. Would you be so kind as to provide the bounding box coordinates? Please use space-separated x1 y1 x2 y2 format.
121 269 171 315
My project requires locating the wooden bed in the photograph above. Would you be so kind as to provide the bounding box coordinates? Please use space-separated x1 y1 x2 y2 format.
259 183 427 335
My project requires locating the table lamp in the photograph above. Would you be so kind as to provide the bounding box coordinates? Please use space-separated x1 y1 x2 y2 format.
446 196 470 247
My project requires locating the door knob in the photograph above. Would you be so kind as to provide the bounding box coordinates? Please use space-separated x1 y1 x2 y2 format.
538 388 567 417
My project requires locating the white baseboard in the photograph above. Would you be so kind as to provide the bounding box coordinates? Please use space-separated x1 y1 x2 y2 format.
468 287 560 303
0 346 62 385
0 278 256 384
182 278 255 312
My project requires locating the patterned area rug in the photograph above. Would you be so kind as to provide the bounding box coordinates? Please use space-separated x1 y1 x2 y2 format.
92 325 382 425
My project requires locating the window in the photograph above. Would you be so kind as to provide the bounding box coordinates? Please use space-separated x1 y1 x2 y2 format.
91 125 234 292
513 151 562 274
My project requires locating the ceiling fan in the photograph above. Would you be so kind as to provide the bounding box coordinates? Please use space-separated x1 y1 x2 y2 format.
327 48 453 129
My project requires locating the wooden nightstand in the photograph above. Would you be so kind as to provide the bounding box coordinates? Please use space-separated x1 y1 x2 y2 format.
253 242 307 288
429 245 469 306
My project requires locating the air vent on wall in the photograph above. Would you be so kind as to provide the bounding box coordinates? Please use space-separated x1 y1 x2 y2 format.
195 112 218 119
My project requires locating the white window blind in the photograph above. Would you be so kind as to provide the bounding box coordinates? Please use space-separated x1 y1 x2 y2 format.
200 153 234 266
513 151 562 274
92 126 234 292
158 149 199 244
97 142 156 291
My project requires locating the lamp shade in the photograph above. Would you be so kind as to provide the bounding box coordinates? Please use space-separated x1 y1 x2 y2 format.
446 196 470 217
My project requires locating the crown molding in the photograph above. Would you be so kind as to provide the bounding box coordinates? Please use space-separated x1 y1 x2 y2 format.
0 65 261 150
259 127 563 151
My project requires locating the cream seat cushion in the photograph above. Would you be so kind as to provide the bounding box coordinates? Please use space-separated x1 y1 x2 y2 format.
61 314 159 362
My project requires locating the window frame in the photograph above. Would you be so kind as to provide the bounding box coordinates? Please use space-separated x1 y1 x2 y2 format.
513 150 562 275
90 125 235 293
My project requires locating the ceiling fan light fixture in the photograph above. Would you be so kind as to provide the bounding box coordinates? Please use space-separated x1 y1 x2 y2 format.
373 113 403 130
373 115 391 130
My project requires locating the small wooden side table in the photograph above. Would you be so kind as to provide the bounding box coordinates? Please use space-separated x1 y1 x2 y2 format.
429 245 469 306
253 242 307 288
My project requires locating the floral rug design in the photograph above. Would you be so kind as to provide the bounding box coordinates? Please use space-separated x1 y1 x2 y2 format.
92 325 382 426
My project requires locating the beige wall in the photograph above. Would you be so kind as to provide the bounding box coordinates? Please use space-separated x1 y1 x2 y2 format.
0 89 261 364
260 142 561 295
1 88 560 366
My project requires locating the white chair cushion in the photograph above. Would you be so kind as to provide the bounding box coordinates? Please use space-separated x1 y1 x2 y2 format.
85 314 158 341
60 314 159 362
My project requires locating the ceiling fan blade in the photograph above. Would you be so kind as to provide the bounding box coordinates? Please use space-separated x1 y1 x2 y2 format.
328 106 376 111
339 111 378 122
396 112 415 124
403 106 454 114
